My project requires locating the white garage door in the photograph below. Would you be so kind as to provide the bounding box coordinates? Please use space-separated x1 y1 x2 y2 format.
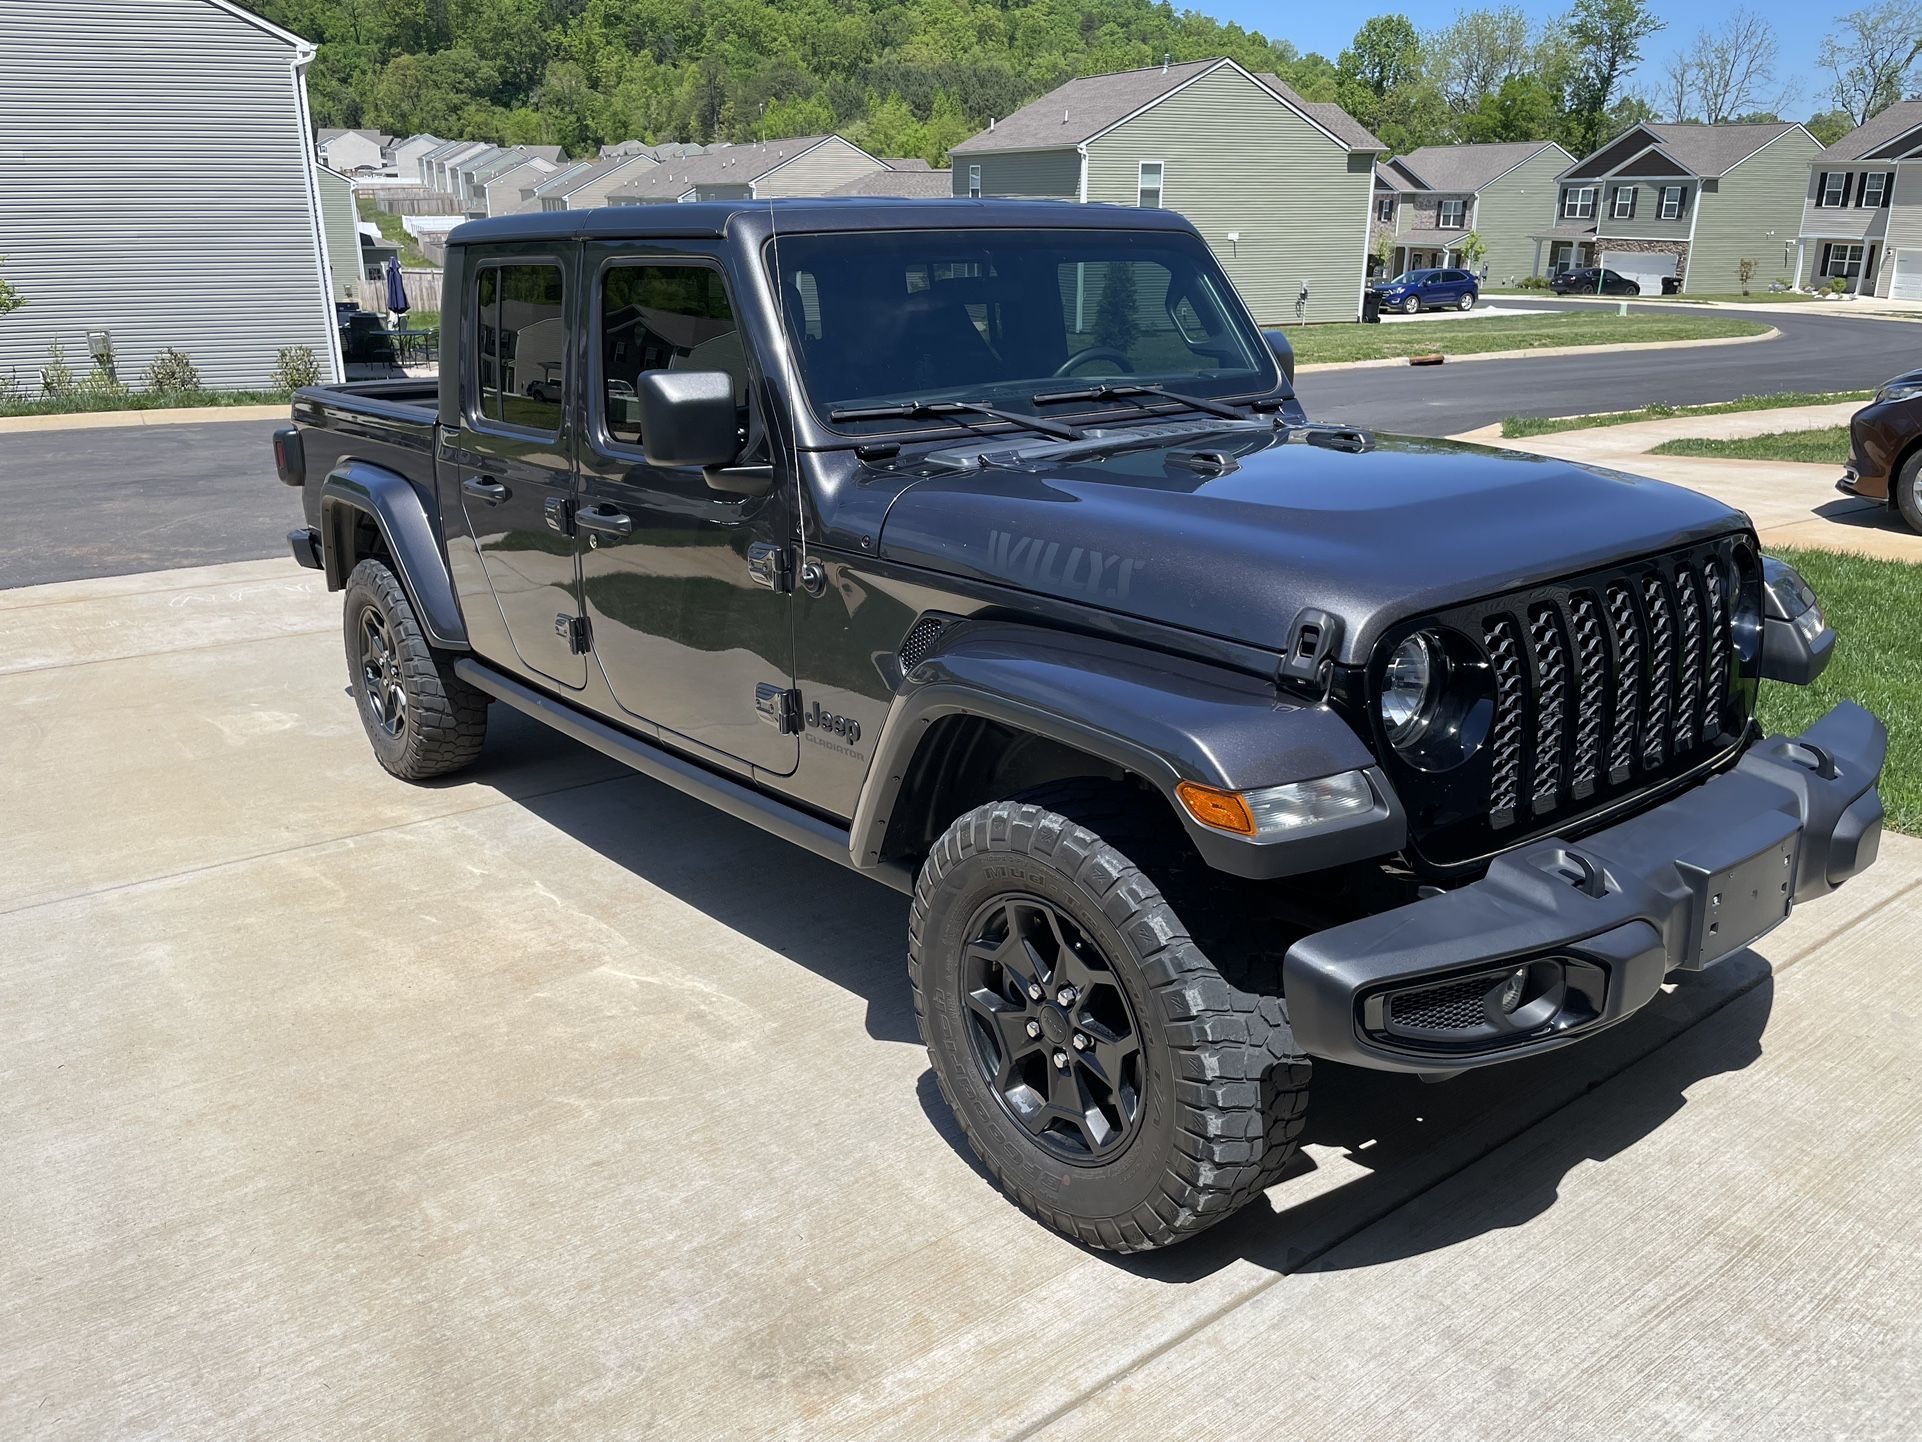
1600 251 1678 295
1891 249 1922 300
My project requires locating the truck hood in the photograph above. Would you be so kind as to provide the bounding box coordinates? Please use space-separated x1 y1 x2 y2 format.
874 427 1749 666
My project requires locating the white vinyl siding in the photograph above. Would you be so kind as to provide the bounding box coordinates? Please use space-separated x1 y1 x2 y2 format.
0 0 339 389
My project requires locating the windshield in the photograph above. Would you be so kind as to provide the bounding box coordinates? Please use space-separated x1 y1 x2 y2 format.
767 228 1278 434
1383 271 1430 286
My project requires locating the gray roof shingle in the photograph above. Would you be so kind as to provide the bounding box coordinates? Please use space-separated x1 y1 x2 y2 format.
826 169 954 197
607 137 859 200
1567 122 1801 179
1391 141 1567 193
1816 99 1922 161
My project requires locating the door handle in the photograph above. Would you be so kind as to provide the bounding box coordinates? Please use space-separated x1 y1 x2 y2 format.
462 476 509 504
576 504 633 541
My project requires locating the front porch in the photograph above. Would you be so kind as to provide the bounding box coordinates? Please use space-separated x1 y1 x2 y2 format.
1796 236 1884 295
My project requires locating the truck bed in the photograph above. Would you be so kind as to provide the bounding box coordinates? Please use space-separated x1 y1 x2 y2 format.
290 379 442 532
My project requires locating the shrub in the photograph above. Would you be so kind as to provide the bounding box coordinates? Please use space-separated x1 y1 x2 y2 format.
144 347 202 394
77 361 130 402
1737 258 1757 296
271 345 320 392
1518 274 1551 290
40 340 74 397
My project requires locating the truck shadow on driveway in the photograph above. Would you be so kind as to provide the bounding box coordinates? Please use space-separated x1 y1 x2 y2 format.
504 738 1771 1281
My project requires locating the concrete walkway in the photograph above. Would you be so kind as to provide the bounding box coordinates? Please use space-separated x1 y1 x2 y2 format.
1454 402 1922 563
4 560 1919 1440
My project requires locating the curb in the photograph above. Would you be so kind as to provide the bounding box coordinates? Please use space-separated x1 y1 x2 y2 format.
1295 325 1781 374
0 403 290 436
1502 292 1922 323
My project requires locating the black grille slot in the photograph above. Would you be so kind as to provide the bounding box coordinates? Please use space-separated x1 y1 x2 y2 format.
1444 544 1749 851
1388 976 1491 1031
898 617 946 672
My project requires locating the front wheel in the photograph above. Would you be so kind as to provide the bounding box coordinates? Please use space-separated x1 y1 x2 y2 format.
342 558 488 781
909 795 1310 1251
1402 295 1422 315
1896 450 1922 534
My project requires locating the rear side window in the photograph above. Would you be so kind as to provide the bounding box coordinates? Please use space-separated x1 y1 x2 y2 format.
599 263 745 449
473 262 566 434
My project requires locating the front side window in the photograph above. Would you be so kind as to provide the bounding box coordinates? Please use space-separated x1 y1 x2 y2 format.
1611 185 1636 219
967 163 981 198
1438 198 1465 228
1563 186 1596 219
1138 160 1164 209
1825 242 1866 278
1861 171 1891 206
1660 185 1686 220
768 228 1276 434
598 263 746 449
472 261 565 433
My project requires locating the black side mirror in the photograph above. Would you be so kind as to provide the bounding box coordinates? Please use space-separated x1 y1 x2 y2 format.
1263 329 1296 385
633 370 748 481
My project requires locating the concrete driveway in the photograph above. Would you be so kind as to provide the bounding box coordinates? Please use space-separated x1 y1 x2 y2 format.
5 561 1921 1441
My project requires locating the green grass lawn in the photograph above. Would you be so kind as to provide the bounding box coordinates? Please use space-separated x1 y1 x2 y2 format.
1502 391 1870 439
1650 425 1851 464
0 388 291 418
1759 547 1921 834
355 196 439 269
1287 312 1769 366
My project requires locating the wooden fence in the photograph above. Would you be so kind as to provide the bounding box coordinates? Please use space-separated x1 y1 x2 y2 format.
356 268 444 315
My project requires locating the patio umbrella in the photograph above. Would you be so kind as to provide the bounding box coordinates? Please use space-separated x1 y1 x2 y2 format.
384 256 410 317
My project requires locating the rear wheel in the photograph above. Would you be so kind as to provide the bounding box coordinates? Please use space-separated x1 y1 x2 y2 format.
342 558 488 781
1896 450 1922 534
909 788 1311 1251
1457 292 1475 311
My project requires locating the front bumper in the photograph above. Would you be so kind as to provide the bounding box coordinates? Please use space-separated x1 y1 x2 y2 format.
1284 702 1886 1072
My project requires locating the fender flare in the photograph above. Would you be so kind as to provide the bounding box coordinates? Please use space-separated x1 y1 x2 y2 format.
319 460 467 650
852 620 1405 880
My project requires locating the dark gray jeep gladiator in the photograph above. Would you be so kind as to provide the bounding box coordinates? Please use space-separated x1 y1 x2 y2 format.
278 199 1885 1251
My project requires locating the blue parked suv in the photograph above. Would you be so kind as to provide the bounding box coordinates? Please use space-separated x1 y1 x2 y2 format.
1374 268 1479 314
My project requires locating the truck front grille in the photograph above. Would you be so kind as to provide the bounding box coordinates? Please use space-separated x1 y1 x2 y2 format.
1377 537 1758 870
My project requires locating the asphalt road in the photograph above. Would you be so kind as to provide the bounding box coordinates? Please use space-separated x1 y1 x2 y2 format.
0 302 1913 588
0 419 287 589
1304 300 1919 435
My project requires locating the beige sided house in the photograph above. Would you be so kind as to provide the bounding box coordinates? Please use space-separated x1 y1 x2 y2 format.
539 153 662 211
483 155 562 217
0 0 342 388
317 128 386 173
1372 142 1571 282
606 136 886 203
1532 122 1818 294
949 58 1382 324
389 133 445 184
1795 100 1922 296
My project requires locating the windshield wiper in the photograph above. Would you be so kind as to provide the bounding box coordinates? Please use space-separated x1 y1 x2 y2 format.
1028 382 1249 422
827 399 1085 441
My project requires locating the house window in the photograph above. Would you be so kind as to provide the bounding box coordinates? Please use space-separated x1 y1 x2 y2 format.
967 164 980 198
1611 185 1636 219
1377 194 1395 222
1860 171 1892 207
1438 198 1465 229
1138 160 1163 209
1659 185 1686 220
1819 171 1847 207
1824 242 1866 278
1563 186 1596 219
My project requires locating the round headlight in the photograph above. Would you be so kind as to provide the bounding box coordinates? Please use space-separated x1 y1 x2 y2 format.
1380 632 1439 746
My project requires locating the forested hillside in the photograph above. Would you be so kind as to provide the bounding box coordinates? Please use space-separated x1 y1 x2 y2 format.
256 0 1843 166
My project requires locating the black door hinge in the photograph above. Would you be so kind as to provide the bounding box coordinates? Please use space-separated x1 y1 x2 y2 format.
555 613 590 654
755 683 802 733
544 496 574 536
746 541 791 593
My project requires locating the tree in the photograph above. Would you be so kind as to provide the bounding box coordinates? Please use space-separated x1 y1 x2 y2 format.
1460 230 1488 273
1562 0 1665 154
1818 1 1922 124
1460 72 1563 141
1338 15 1423 99
0 257 21 320
1806 107 1856 144
1688 8 1786 123
1429 7 1533 114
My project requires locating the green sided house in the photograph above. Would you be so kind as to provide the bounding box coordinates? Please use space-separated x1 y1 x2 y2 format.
949 59 1382 324
1372 142 1571 283
1795 99 1922 296
1531 122 1819 294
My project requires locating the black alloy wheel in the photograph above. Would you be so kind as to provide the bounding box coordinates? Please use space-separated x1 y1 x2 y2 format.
358 603 408 739
959 893 1143 1162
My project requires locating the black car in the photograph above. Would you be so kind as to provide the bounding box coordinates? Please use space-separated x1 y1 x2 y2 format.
1551 267 1643 296
275 199 1884 1254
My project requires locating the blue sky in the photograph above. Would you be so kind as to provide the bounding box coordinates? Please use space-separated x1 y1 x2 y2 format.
1206 0 1832 119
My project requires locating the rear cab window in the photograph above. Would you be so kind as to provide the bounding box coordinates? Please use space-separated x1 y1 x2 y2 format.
471 261 566 435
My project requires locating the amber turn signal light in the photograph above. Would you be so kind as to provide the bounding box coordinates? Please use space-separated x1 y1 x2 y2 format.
1174 780 1257 837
